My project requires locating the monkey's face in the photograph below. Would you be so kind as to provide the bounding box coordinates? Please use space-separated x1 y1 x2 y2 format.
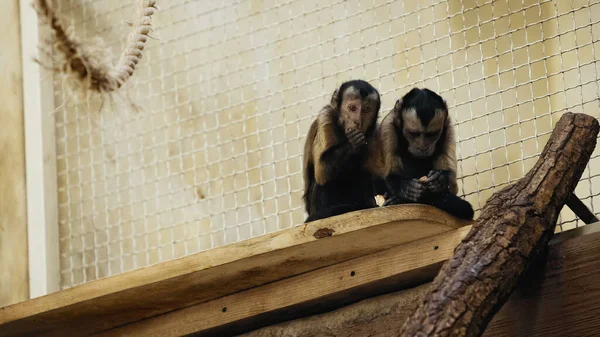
337 87 380 135
401 108 446 158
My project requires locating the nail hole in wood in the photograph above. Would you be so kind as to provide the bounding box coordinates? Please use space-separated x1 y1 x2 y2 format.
350 271 356 277
434 246 439 250
222 307 227 313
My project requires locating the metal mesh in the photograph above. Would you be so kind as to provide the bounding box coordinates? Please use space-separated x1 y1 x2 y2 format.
52 0 600 289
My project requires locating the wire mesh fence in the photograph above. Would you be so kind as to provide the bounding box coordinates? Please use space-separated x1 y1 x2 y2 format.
50 0 600 289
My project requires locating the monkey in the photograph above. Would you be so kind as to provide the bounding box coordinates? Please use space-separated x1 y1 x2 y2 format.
375 87 474 220
302 80 383 223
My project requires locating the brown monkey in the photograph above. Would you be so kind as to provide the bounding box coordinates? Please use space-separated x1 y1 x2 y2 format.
302 80 382 222
376 88 474 220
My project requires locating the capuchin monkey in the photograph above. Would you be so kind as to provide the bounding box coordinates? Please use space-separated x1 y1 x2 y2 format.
302 80 383 222
376 88 474 220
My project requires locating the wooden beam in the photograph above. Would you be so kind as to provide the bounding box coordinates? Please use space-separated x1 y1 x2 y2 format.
0 205 471 337
0 0 29 307
19 0 60 298
94 226 473 337
96 221 600 337
237 222 600 337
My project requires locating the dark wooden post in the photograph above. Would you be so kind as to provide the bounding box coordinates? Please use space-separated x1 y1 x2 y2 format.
399 112 599 337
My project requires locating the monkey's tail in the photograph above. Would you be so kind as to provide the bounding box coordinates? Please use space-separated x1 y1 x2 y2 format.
429 194 474 220
305 204 377 223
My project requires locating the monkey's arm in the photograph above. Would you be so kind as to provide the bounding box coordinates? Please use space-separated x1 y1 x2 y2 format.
315 141 354 184
311 113 355 185
431 117 458 195
364 129 386 178
378 116 428 202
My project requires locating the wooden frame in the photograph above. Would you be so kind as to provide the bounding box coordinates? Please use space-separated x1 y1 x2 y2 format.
0 0 29 308
19 0 60 298
0 205 471 337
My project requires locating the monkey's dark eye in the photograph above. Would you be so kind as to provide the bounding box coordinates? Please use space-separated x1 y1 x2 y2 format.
362 107 370 114
348 104 358 112
425 132 438 138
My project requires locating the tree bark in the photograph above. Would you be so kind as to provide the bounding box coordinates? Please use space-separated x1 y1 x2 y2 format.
399 112 600 337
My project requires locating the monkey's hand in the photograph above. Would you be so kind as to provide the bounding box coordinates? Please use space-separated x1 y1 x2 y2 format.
346 129 366 152
424 170 451 195
395 179 427 203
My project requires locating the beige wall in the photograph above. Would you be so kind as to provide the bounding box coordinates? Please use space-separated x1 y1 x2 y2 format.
0 0 28 306
51 0 600 288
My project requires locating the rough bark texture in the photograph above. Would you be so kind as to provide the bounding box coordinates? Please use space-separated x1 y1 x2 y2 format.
399 112 599 337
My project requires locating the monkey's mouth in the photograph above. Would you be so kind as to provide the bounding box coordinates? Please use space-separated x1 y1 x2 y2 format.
410 150 433 159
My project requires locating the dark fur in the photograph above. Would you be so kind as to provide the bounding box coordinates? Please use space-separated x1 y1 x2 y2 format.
302 80 381 222
378 88 474 220
398 88 447 126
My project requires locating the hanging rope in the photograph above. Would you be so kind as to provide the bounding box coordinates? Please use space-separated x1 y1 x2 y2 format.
33 0 159 93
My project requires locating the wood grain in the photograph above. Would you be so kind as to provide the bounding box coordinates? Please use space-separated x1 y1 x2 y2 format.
239 222 600 337
0 0 29 307
93 226 473 337
0 205 471 337
400 112 600 337
484 226 600 337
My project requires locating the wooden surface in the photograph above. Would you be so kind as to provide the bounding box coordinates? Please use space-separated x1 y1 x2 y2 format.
400 112 600 337
94 225 473 337
0 0 29 307
19 0 60 298
484 225 600 337
0 205 470 337
239 222 600 337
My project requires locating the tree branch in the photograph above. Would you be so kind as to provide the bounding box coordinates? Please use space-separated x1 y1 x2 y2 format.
399 112 600 337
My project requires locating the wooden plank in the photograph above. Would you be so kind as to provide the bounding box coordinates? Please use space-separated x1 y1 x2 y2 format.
0 0 29 307
0 205 471 337
94 225 473 337
484 223 600 337
19 0 60 298
550 220 600 244
239 283 433 337
236 222 600 337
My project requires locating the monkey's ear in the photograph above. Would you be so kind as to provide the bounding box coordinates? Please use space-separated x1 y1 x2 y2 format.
393 99 403 128
330 88 340 110
393 99 402 112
